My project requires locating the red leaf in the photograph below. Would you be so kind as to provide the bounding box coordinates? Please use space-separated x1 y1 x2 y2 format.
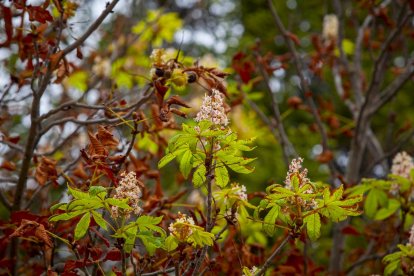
316 150 334 163
6 136 20 144
27 5 53 23
342 225 360 236
104 248 122 261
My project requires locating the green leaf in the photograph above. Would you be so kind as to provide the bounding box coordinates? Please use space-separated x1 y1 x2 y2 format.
74 213 91 240
187 228 214 247
304 213 321 241
364 189 379 218
158 152 176 168
383 251 402 276
89 186 107 197
123 225 138 253
165 235 179 252
91 211 108 231
193 164 206 187
137 231 164 255
67 71 88 92
342 39 355 55
136 215 166 237
67 198 104 212
105 198 131 209
179 147 193 178
263 205 280 236
49 210 85 222
215 162 229 188
67 185 89 199
374 199 400 220
50 202 67 212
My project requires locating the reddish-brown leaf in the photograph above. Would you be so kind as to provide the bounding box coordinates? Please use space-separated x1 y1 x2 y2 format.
49 51 64 70
166 95 191 108
87 131 108 156
9 219 53 248
104 248 122 261
342 225 360 236
27 5 53 23
287 96 303 109
96 126 119 149
316 150 334 163
1 160 16 171
35 156 57 186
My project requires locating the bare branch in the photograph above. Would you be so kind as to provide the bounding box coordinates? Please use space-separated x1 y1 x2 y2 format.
257 234 291 275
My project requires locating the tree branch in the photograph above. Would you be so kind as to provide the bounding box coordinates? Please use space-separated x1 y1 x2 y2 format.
257 234 291 275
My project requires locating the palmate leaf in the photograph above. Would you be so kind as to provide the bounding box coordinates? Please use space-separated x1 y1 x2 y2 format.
137 231 165 255
136 215 165 237
304 212 321 241
319 185 363 222
187 228 214 247
67 198 104 212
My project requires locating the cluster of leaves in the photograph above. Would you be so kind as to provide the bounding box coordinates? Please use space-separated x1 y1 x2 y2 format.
159 120 255 185
50 185 165 255
256 175 362 241
346 168 414 275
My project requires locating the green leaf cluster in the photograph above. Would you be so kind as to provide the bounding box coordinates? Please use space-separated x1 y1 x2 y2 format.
158 121 255 188
256 183 362 241
112 215 165 254
50 185 129 240
165 224 214 252
50 185 165 255
383 244 414 275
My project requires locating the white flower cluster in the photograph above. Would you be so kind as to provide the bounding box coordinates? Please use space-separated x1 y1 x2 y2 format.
284 157 310 190
233 184 248 201
284 158 318 209
111 171 142 218
195 89 229 126
322 14 339 41
408 223 414 247
391 151 414 179
168 212 195 241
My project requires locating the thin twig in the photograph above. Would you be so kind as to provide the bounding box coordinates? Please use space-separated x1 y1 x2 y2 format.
266 0 335 176
253 48 296 165
256 234 291 275
141 267 175 276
